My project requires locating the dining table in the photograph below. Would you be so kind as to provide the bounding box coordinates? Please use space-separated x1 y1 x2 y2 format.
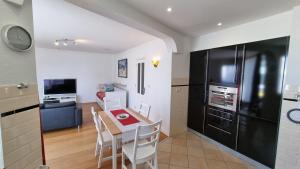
97 108 152 169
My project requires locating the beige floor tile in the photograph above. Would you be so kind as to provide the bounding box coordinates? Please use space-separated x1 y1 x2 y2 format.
188 156 208 169
173 133 187 139
221 151 243 164
159 163 170 169
201 140 219 150
172 144 188 155
159 142 172 153
170 153 189 168
206 160 228 169
158 151 171 164
187 146 205 158
169 165 189 169
172 138 187 146
226 162 249 169
187 139 203 148
162 138 173 144
187 133 202 141
204 149 224 161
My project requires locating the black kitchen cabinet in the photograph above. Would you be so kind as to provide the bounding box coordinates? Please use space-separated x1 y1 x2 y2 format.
190 50 208 85
188 50 208 133
239 37 289 122
238 37 289 168
238 115 278 168
188 36 289 169
208 45 238 85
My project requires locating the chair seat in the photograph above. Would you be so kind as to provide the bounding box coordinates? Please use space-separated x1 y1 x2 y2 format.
100 130 113 146
122 142 155 163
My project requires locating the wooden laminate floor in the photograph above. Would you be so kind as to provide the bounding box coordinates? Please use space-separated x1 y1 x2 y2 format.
43 102 167 169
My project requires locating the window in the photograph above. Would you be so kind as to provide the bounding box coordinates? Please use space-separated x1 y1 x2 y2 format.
137 62 145 95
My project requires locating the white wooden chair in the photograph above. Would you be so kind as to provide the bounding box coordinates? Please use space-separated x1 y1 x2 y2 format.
91 107 113 168
138 103 151 119
121 120 162 169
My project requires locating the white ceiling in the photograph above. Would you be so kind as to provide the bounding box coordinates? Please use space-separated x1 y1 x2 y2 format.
123 0 300 37
32 0 156 53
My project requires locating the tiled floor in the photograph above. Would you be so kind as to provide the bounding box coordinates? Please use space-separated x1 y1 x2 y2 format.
157 131 258 169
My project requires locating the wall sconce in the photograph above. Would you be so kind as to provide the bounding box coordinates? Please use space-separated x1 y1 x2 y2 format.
152 57 160 68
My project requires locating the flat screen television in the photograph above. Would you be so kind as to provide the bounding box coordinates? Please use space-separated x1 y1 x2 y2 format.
44 79 77 95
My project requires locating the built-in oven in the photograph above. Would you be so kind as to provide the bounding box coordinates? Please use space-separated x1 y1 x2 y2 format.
205 85 238 148
208 85 238 112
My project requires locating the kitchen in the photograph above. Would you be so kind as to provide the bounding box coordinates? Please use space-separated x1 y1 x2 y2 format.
188 33 300 169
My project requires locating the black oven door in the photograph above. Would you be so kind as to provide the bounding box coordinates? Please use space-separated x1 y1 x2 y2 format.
205 107 237 149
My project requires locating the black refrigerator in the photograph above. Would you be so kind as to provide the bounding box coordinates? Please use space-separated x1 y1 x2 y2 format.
187 50 208 133
237 37 289 168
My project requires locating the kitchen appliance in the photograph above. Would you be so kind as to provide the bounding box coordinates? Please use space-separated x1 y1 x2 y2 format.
237 37 289 168
208 85 238 112
206 85 238 148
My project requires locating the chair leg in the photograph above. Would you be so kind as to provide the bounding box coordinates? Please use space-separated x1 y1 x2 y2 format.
98 145 103 168
95 138 99 156
153 155 158 169
121 151 125 169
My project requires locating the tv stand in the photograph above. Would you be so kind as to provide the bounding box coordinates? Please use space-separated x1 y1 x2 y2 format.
43 94 77 103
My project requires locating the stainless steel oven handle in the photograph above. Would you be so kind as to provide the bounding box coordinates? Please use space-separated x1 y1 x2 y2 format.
208 124 232 135
208 113 232 122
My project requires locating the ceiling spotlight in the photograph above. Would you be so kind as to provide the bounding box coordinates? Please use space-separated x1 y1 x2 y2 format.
167 7 172 12
217 22 223 26
54 41 59 46
54 39 77 47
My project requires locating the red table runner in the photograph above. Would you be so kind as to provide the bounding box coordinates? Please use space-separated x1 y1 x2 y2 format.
110 109 140 126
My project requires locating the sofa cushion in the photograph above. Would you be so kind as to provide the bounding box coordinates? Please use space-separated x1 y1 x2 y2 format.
104 84 114 92
99 83 115 92
96 92 106 100
99 84 106 92
44 101 76 109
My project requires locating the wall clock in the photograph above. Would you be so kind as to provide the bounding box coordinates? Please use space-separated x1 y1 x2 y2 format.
1 24 32 52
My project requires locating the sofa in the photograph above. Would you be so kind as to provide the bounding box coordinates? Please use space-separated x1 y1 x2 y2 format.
96 84 127 111
40 101 82 132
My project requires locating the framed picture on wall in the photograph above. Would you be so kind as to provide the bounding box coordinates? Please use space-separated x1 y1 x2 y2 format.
118 59 128 78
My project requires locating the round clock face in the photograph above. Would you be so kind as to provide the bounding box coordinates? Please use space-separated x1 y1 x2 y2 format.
1 25 32 51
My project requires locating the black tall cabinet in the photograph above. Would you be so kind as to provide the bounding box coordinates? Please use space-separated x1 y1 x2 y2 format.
208 45 242 86
188 36 289 169
187 50 208 133
237 37 289 168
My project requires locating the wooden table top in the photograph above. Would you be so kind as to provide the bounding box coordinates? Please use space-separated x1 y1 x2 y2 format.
97 108 152 136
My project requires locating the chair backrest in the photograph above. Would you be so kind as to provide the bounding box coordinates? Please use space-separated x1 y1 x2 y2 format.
91 107 104 144
138 103 151 119
132 120 162 161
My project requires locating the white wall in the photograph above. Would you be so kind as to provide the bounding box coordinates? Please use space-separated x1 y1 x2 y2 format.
35 48 114 103
113 39 172 135
0 0 42 168
191 11 292 51
275 6 300 169
0 0 37 85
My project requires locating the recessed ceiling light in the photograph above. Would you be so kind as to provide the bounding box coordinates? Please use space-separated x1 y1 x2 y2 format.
54 41 59 46
166 7 172 12
217 22 223 26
